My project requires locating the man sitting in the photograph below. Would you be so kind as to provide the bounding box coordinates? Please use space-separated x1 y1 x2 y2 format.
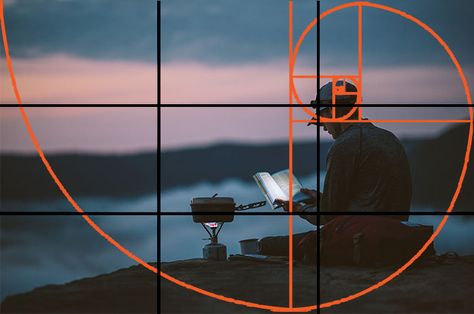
258 81 433 266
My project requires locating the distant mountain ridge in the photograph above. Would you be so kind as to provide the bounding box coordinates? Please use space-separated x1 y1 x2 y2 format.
1 123 473 212
159 124 472 211
0 152 157 200
161 142 330 190
160 139 423 190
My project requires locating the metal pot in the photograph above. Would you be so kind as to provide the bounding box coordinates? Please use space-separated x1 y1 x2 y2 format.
190 197 235 223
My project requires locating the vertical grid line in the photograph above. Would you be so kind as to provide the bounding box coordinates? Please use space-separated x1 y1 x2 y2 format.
157 1 162 310
316 1 321 313
358 5 363 118
289 0 293 105
158 1 161 106
316 1 320 105
289 106 294 309
288 1 294 308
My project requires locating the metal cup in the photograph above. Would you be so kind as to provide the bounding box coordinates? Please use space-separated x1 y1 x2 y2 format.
239 238 260 254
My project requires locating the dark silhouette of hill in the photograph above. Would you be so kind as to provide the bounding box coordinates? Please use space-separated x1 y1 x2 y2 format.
161 142 330 190
2 122 472 211
0 152 157 201
410 123 473 212
160 139 421 189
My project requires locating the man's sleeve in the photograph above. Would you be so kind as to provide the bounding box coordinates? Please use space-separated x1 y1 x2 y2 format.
321 142 358 217
298 142 358 226
298 196 321 226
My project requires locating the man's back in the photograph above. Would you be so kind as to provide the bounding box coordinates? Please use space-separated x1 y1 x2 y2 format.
321 123 412 221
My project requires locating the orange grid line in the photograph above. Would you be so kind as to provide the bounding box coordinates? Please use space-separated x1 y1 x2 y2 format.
289 0 293 105
292 74 359 78
288 106 294 309
358 4 363 118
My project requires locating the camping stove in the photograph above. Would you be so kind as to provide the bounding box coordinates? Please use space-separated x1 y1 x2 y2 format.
190 195 266 261
201 222 227 261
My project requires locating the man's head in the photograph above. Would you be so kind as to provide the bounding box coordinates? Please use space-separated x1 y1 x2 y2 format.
310 80 358 139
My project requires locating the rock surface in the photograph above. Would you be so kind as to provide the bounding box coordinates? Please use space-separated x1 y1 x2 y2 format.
0 263 157 313
2 258 474 313
161 257 474 313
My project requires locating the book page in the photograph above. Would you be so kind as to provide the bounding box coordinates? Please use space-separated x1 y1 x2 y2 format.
253 172 286 206
271 169 302 200
253 173 273 208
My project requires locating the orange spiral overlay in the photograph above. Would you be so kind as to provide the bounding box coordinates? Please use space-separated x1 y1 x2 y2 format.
1 0 472 312
290 1 472 117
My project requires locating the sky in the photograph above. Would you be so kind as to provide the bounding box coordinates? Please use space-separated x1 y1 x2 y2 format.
0 107 157 153
2 1 473 152
159 0 473 150
0 0 157 104
160 106 471 150
161 0 473 104
0 0 158 153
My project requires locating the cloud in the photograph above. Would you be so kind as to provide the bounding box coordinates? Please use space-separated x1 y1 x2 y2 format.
1 0 156 62
0 54 157 104
160 59 472 150
160 107 293 150
0 106 157 153
3 0 18 7
161 0 474 67
161 60 289 104
161 59 473 104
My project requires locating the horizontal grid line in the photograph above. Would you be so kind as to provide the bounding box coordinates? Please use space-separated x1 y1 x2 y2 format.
1 104 472 108
0 104 158 108
159 104 474 108
159 211 474 216
0 211 158 216
1 211 474 216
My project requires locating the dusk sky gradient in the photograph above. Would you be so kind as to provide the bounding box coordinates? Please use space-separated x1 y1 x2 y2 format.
2 1 473 152
0 0 157 104
0 0 158 153
161 0 473 104
160 0 472 150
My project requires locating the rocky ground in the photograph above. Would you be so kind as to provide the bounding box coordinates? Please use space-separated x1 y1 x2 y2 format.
0 263 157 313
160 256 474 313
2 257 474 313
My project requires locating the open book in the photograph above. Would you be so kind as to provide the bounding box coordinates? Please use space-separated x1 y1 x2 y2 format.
253 169 311 209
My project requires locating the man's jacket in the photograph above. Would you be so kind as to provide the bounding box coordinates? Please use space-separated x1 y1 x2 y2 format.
300 122 412 225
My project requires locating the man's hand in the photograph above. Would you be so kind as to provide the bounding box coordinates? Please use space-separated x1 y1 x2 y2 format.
275 188 319 212
300 188 319 204
274 199 303 212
